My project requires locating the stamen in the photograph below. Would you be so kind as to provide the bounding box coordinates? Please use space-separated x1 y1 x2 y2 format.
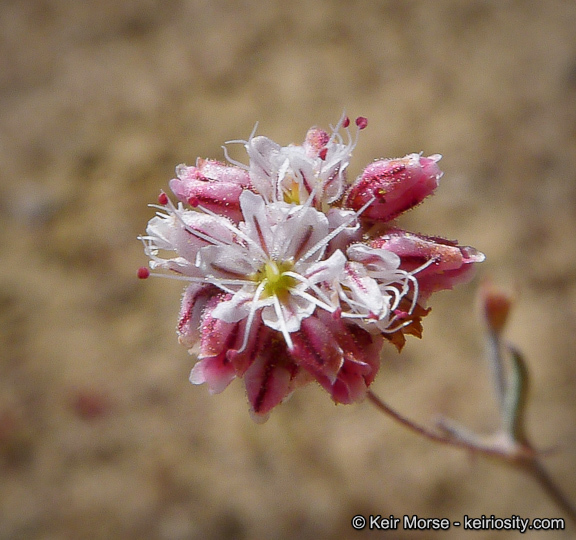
283 271 335 307
409 256 438 276
237 280 267 353
272 295 293 350
221 123 259 170
300 196 376 262
221 144 248 170
192 202 269 260
154 198 227 247
288 287 335 314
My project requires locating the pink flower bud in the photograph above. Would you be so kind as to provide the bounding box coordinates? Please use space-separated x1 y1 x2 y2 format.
169 158 251 222
371 229 485 301
479 281 513 335
345 154 442 221
303 127 330 158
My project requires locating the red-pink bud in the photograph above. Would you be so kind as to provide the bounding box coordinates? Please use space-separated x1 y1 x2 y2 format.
479 281 513 335
304 128 330 158
169 159 251 222
345 154 442 221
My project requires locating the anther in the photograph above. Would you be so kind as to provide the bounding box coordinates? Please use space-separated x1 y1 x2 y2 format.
137 267 150 279
342 116 350 128
355 117 368 130
374 187 387 202
318 147 328 160
158 192 169 205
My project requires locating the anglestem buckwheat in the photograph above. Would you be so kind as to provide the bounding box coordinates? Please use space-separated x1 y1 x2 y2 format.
136 115 576 526
139 114 484 420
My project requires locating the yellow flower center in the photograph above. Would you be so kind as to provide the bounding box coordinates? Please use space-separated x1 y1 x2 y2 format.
282 181 301 205
255 260 297 299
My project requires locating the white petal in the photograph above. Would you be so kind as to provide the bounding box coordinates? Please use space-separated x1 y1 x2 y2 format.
246 136 281 198
261 294 314 334
342 262 386 315
272 205 329 262
302 249 347 284
197 244 257 279
146 214 176 250
347 243 401 276
210 290 255 323
238 191 274 257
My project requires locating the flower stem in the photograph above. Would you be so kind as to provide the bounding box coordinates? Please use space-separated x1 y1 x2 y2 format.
366 389 576 525
519 457 576 525
366 390 508 458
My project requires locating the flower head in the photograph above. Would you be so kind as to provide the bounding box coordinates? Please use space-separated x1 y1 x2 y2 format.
139 116 484 420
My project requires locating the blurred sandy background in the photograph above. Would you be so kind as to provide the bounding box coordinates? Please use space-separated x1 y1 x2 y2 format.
1 1 576 539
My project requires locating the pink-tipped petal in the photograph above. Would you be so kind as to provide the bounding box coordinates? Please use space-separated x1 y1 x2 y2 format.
312 313 382 404
189 356 236 394
177 283 218 349
244 340 297 418
290 316 344 383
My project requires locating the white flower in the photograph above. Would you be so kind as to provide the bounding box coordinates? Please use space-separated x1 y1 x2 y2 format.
138 116 485 418
141 190 352 350
225 114 358 207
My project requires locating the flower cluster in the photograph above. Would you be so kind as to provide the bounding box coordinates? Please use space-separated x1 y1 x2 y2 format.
139 115 484 421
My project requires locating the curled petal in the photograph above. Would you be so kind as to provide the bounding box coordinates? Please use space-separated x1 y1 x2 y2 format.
209 289 258 324
371 229 485 300
347 243 400 276
345 153 442 221
303 249 347 284
261 293 315 334
197 295 242 359
190 295 248 394
341 261 386 317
